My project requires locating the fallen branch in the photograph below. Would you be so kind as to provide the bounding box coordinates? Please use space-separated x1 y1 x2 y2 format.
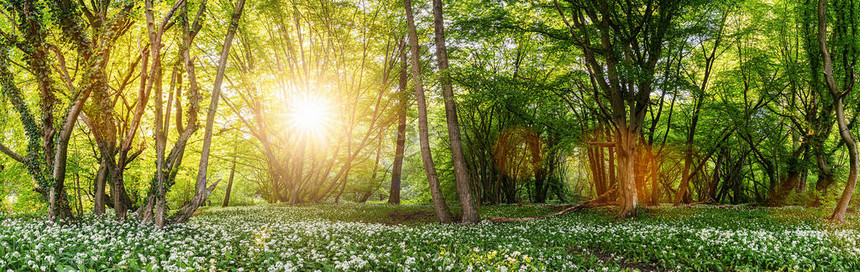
486 187 617 223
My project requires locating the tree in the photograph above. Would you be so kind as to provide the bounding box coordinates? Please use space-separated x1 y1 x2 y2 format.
674 8 729 205
554 0 681 217
170 0 246 225
0 0 133 221
388 39 409 205
430 0 479 223
405 0 454 223
218 0 403 206
75 1 145 219
222 156 237 207
135 0 206 227
817 0 859 222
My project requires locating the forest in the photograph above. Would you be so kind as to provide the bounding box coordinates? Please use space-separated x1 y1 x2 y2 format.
1 0 860 270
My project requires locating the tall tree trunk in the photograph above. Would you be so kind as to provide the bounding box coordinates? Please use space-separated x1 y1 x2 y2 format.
818 0 859 222
649 146 661 204
93 159 108 215
532 136 549 203
222 157 237 207
615 125 638 217
431 0 478 223
828 100 858 220
47 71 91 222
388 40 409 205
675 11 725 205
587 146 606 197
799 167 808 193
606 130 617 200
110 165 128 219
171 0 245 225
707 150 724 202
141 1 205 224
634 148 649 205
674 97 701 205
405 0 454 224
75 173 82 217
146 0 171 228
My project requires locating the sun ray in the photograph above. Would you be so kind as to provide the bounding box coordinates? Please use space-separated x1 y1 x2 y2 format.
287 94 334 142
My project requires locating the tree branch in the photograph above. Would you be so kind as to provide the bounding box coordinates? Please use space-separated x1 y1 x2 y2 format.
0 142 27 164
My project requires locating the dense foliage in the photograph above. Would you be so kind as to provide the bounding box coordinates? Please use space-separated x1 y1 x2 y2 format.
1 0 860 220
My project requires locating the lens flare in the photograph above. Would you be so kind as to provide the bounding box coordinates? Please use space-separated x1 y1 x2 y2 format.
287 95 334 141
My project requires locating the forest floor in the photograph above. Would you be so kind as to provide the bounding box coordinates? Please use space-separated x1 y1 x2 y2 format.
0 204 859 271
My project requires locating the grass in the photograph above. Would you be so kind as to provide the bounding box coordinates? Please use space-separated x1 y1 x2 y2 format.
0 204 858 271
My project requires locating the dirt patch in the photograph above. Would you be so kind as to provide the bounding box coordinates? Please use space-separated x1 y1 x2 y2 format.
384 210 437 225
569 248 663 272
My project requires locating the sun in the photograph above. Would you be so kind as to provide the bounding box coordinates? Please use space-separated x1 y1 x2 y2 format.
288 95 334 141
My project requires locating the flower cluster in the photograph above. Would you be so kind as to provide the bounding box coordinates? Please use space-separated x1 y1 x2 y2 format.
0 205 856 271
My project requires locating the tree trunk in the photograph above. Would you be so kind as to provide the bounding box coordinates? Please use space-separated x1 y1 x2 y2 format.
707 150 724 202
405 0 454 224
388 39 409 205
47 72 91 222
615 126 638 218
110 165 128 219
146 0 170 228
607 138 617 200
634 149 650 205
587 146 606 197
818 0 859 222
649 147 661 204
798 166 808 193
534 168 547 203
93 159 107 215
829 98 858 221
171 0 245 225
431 0 479 223
674 98 700 205
222 157 237 207
75 173 83 217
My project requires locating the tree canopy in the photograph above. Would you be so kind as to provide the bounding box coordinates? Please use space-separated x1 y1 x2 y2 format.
1 0 860 226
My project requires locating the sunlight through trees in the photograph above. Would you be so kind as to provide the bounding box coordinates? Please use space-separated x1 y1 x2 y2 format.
1 0 860 269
